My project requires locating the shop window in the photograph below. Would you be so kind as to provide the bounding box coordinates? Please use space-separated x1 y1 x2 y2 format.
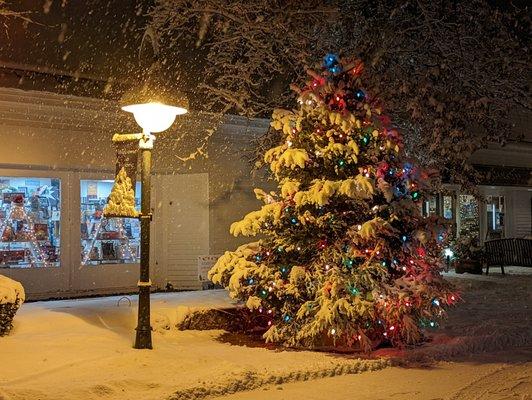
486 195 505 239
458 194 479 241
80 180 141 266
0 177 61 268
443 195 453 220
422 196 437 217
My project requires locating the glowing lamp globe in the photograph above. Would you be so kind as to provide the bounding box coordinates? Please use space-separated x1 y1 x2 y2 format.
122 102 186 133
121 80 188 133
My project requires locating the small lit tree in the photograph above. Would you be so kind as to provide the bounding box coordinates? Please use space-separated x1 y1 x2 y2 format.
209 55 459 351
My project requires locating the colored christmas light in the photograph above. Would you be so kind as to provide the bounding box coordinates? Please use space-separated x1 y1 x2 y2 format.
323 53 339 68
354 89 365 100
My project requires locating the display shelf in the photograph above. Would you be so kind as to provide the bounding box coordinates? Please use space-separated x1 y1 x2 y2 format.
1 208 59 268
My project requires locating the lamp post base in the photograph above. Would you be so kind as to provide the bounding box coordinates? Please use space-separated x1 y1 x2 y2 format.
134 328 153 349
134 284 153 349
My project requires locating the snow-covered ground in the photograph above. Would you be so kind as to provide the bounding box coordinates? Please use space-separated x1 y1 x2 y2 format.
0 268 530 400
210 347 532 400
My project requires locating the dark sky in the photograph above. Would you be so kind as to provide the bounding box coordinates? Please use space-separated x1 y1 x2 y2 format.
0 0 152 80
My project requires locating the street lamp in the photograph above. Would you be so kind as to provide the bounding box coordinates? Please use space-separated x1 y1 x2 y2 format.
121 82 188 349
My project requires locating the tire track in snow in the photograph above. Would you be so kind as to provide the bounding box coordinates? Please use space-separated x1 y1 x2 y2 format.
167 358 391 400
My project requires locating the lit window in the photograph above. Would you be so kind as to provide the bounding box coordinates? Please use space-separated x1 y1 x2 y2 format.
80 180 141 266
0 177 61 268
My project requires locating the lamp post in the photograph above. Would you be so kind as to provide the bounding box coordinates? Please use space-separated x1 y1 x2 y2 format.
121 84 188 349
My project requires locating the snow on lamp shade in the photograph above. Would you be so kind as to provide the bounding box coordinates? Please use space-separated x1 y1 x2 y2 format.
122 102 187 133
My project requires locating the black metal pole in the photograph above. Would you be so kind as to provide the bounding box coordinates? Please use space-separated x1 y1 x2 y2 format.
134 135 153 349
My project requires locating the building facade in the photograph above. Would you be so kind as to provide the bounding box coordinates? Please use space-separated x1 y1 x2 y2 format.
0 87 530 300
0 87 268 299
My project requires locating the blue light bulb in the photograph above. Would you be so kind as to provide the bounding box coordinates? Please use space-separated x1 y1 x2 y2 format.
329 65 342 74
323 53 339 68
354 89 365 100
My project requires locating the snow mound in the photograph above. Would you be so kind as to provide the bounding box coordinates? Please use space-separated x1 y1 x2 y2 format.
0 275 25 305
406 328 531 363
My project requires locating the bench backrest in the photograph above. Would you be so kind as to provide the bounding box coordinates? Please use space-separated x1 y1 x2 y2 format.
484 238 532 267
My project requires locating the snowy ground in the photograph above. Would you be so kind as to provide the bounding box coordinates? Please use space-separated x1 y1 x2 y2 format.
210 348 532 400
0 268 530 400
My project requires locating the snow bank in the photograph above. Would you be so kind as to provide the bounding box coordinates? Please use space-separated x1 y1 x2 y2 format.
398 268 532 363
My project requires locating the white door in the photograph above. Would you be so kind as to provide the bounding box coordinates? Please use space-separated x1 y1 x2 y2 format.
154 173 209 290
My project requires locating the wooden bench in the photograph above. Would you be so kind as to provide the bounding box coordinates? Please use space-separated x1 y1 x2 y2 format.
483 238 532 275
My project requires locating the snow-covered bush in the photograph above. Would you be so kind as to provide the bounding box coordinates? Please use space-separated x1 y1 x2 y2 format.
0 275 25 336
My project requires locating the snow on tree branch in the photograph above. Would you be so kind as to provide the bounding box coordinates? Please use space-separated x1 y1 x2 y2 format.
150 0 530 188
0 0 33 25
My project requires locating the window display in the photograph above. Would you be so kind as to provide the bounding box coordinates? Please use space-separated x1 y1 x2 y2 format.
80 180 141 266
0 177 61 268
486 195 505 239
421 196 437 217
443 195 453 220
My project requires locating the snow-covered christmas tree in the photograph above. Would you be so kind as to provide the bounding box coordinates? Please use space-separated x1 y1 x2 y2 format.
103 167 139 218
209 54 458 351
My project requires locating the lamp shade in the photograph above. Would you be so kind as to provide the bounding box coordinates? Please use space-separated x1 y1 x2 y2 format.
121 79 188 133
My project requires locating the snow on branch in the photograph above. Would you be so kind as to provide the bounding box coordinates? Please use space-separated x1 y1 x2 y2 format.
149 0 530 188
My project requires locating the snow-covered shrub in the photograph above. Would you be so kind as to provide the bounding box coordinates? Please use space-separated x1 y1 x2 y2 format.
0 275 25 336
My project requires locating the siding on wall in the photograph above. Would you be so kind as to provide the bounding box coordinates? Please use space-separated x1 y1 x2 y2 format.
207 117 270 256
512 190 532 237
159 173 210 290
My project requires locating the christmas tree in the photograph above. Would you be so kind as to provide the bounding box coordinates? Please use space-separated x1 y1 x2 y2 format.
209 54 458 351
103 167 139 218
